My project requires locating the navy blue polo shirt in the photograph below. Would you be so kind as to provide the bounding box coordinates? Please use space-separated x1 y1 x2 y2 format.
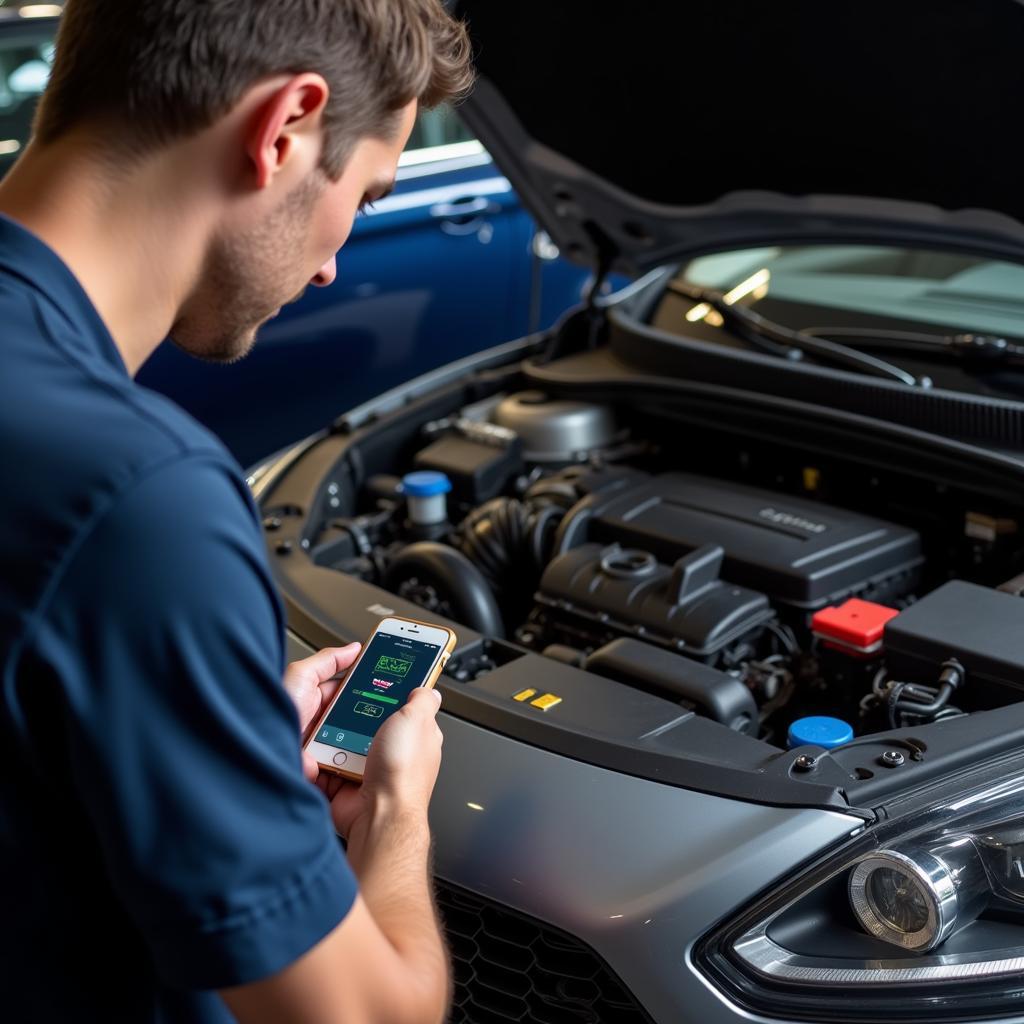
0 214 357 1021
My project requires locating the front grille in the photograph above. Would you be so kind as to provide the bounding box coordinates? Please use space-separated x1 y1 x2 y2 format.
436 879 654 1024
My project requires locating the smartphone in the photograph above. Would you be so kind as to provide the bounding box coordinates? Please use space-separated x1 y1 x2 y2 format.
305 616 457 780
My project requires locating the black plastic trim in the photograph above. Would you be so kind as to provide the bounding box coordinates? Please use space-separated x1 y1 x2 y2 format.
610 303 1024 448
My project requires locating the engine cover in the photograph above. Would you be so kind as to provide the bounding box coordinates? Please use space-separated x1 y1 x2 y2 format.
562 473 923 610
537 541 774 660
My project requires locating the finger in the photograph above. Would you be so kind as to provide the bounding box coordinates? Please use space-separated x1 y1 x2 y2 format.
328 784 365 839
288 643 361 686
301 749 320 784
406 686 443 715
316 770 344 800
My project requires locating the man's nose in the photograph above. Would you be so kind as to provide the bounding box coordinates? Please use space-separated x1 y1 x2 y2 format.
312 255 337 288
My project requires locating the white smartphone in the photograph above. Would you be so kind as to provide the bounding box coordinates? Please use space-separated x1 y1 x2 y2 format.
305 616 457 781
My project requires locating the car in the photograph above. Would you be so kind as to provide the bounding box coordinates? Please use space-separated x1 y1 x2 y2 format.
0 5 593 466
249 3 1024 1022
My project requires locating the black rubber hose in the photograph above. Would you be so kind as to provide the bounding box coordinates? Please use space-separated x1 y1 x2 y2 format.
890 659 965 725
456 497 559 593
382 542 504 638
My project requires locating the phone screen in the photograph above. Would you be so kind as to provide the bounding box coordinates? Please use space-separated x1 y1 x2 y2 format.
315 630 442 756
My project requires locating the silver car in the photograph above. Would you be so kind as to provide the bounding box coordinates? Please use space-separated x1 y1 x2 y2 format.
251 2 1024 1020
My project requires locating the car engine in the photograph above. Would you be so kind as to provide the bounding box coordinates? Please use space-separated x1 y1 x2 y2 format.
306 390 1024 748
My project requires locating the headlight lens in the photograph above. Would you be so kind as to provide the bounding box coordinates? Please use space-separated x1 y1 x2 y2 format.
853 852 936 943
696 768 1024 1021
848 840 989 951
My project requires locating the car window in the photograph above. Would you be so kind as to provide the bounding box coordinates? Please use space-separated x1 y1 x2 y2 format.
399 103 479 167
0 23 56 175
404 103 474 153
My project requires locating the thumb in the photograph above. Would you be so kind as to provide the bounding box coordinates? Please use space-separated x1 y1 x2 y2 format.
406 686 443 715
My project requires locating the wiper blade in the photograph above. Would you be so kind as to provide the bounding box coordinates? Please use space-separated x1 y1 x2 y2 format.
666 281 924 387
804 326 1024 367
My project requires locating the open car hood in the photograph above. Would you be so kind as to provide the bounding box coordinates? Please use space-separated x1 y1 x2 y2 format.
452 0 1024 276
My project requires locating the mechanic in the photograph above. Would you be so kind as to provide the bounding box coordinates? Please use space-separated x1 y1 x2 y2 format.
0 2 473 1022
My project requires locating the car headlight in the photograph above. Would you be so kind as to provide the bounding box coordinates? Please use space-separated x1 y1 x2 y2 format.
696 765 1024 1021
848 839 989 952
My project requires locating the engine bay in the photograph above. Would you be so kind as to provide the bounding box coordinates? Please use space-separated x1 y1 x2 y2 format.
292 385 1024 752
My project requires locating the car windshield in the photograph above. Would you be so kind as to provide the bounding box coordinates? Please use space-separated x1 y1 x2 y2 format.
647 245 1024 400
680 244 1024 341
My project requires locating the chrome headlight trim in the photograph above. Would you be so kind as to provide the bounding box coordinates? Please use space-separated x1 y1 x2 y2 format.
847 848 956 951
734 924 1024 986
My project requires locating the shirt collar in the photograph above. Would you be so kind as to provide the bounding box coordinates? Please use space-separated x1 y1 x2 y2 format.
0 212 129 378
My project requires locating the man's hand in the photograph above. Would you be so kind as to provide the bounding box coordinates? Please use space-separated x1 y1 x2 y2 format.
283 643 445 839
319 686 444 838
282 643 361 783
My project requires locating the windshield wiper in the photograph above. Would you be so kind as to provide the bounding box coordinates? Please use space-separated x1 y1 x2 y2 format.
803 326 1024 368
666 280 924 387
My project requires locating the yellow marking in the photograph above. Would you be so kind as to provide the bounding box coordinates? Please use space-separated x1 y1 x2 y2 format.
803 467 820 492
530 693 562 711
513 688 537 702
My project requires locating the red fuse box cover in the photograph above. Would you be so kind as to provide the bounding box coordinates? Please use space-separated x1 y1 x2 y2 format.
811 598 900 653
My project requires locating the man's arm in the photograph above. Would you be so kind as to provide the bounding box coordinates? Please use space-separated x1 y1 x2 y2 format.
221 686 450 1024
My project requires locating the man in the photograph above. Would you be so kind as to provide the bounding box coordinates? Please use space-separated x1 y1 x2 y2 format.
0 2 473 1021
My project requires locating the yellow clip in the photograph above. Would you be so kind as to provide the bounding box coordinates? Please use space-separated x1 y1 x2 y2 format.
530 693 562 711
513 688 537 702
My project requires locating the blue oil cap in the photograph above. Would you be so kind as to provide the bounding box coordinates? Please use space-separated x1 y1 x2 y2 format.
787 716 854 750
399 471 452 497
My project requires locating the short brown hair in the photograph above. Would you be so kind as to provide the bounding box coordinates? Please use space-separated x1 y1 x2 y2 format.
35 0 474 177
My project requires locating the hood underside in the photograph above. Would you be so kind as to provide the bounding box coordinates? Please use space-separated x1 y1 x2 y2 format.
453 0 1024 274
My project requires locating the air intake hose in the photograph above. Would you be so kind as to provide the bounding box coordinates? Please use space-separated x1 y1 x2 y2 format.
382 542 504 638
455 497 561 598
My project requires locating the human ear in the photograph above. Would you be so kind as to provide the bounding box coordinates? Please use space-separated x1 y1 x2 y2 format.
245 73 330 189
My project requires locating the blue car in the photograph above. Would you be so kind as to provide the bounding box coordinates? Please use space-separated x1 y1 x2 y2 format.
0 6 593 466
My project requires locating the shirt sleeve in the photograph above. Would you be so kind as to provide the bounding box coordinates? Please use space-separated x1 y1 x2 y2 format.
29 454 357 990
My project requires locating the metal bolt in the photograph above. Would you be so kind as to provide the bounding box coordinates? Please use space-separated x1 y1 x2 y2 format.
881 750 905 768
793 754 817 772
275 540 293 556
327 482 340 496
262 516 282 532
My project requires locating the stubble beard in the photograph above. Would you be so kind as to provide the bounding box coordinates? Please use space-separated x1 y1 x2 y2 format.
169 174 324 365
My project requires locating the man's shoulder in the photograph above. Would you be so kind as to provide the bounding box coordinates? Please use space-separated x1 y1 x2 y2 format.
1 274 238 508
0 278 255 643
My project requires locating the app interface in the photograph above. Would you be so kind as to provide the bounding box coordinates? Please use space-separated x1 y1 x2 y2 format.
317 631 441 756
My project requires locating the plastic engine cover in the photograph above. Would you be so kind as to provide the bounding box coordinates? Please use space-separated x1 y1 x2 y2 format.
583 473 923 609
537 541 774 659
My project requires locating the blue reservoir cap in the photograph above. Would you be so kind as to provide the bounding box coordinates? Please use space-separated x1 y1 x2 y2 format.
787 716 854 750
400 471 452 497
